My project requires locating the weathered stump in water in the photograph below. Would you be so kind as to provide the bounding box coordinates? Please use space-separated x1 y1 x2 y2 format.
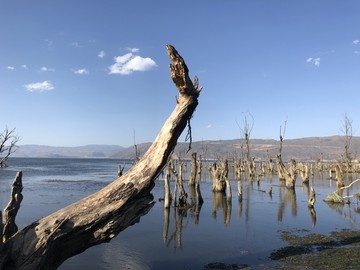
335 164 345 188
268 158 275 174
117 163 125 177
225 177 232 203
276 154 296 189
248 157 256 179
171 159 188 208
164 162 172 208
195 179 204 205
2 171 23 242
188 152 197 186
237 180 243 202
210 162 226 192
308 187 316 208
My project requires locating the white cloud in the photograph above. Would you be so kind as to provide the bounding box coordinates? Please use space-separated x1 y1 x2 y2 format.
7 66 15 70
352 39 360 45
127 47 139 53
306 57 320 67
73 68 89 75
109 52 157 75
313 58 320 67
40 66 55 72
206 124 212 129
23 80 54 92
21 64 28 69
98 50 106 58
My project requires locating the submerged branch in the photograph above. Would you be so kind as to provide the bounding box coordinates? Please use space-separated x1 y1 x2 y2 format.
324 178 360 204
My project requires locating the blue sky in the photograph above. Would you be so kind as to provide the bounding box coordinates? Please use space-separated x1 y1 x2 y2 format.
2 1 360 147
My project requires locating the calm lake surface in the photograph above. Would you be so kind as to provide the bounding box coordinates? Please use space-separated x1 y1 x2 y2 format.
0 158 359 269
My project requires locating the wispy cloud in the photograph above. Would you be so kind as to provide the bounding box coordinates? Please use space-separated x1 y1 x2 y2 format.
44 39 53 47
40 66 55 72
353 40 360 54
7 65 28 70
71 41 82 48
23 81 54 92
306 57 320 67
98 50 106 59
109 50 157 75
206 124 212 129
127 47 139 53
73 68 89 75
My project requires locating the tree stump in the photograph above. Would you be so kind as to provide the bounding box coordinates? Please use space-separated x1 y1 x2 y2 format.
2 171 23 242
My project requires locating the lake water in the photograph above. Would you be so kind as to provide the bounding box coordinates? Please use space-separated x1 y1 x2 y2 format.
0 158 359 269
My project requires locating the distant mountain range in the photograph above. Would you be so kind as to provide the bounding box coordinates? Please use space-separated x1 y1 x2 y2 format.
11 136 360 161
12 145 125 159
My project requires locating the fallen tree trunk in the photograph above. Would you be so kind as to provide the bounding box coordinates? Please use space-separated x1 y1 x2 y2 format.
1 44 201 270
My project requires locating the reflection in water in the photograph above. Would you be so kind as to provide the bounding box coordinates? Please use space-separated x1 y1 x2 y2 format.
237 180 243 218
325 201 359 226
212 192 232 225
309 207 317 227
163 189 204 251
56 190 155 269
277 188 297 222
245 180 252 224
302 181 310 197
101 242 151 270
163 207 188 251
163 207 170 243
188 185 203 224
189 184 196 209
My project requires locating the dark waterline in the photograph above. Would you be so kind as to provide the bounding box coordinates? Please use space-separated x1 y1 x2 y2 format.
0 158 359 269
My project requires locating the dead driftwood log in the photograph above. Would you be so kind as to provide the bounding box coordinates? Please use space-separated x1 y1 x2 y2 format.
324 178 360 204
0 45 201 270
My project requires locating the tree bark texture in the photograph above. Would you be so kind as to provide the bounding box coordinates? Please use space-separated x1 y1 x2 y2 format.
210 162 226 192
171 160 188 208
1 45 201 270
2 172 23 243
188 152 197 186
276 154 296 189
164 162 172 208
335 164 345 188
308 187 316 208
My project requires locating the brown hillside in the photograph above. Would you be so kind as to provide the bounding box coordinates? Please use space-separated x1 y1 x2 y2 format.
113 136 360 161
